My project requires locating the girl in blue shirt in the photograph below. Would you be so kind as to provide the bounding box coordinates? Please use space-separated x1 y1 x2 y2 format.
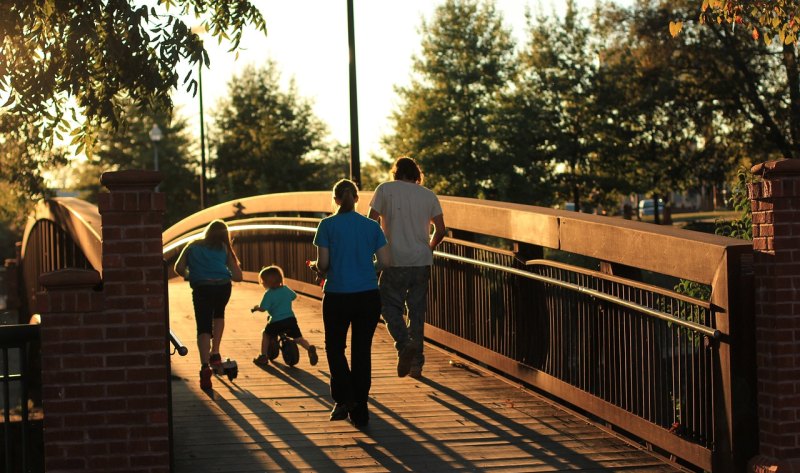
310 179 390 427
174 219 243 390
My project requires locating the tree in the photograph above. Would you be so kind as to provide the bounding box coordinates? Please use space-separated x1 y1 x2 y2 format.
696 1 799 46
585 0 772 219
516 1 628 210
383 0 518 199
69 101 200 225
0 0 266 152
209 62 336 202
0 112 66 259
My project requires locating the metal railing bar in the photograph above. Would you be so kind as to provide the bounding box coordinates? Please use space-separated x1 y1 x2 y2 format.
163 223 317 254
523 259 713 309
3 346 10 473
434 251 721 340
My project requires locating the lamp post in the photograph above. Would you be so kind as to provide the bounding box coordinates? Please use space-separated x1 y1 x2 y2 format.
192 24 208 209
346 0 361 186
198 60 207 209
149 124 163 191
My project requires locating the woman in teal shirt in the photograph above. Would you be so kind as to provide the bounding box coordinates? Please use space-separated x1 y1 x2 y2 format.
311 179 390 427
175 219 243 390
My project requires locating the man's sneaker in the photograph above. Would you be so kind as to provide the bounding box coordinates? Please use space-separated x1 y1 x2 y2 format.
330 403 350 421
199 366 213 390
409 367 423 379
349 402 369 428
397 344 417 378
253 354 269 366
308 346 319 366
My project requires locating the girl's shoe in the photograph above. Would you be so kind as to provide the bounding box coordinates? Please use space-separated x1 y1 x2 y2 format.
253 354 270 366
200 366 213 390
209 353 223 372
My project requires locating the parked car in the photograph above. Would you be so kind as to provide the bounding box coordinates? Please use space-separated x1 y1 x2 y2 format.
638 198 664 217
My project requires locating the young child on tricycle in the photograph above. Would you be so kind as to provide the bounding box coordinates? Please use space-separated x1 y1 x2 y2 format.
251 265 318 367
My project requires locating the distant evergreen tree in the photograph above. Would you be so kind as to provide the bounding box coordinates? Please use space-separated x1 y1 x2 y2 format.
210 62 332 202
383 0 518 199
70 101 199 225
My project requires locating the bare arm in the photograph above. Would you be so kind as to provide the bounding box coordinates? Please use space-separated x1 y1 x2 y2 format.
174 243 191 278
227 245 243 282
429 213 446 250
375 244 391 272
368 208 381 222
313 247 330 274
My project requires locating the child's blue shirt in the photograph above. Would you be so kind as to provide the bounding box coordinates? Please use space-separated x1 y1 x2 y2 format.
259 285 297 323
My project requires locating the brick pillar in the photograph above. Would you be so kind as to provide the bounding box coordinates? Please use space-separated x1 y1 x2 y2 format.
748 159 800 473
39 170 169 472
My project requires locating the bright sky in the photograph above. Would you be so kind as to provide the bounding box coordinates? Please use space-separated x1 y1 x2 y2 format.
172 0 630 163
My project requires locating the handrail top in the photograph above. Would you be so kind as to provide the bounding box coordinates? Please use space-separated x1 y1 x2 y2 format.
163 191 750 285
21 197 103 274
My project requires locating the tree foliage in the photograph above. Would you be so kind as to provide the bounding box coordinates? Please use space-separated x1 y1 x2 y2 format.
697 1 799 45
210 62 343 202
69 101 199 225
0 0 266 152
0 112 66 259
383 0 518 199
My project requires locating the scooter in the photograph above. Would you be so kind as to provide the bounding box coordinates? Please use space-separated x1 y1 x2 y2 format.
214 358 239 381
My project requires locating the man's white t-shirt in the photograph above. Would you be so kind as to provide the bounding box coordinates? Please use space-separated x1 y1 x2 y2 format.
369 180 443 267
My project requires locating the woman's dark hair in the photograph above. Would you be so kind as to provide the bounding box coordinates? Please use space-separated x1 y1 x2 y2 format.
333 179 358 213
203 220 231 249
392 156 423 184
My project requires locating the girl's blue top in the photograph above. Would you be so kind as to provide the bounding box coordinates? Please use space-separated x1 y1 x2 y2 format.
184 243 231 283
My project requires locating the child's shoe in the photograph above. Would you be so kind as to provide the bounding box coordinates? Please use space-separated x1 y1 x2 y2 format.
199 366 212 390
253 354 270 366
308 346 318 366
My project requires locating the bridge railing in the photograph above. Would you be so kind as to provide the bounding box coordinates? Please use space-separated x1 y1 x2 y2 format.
162 191 756 472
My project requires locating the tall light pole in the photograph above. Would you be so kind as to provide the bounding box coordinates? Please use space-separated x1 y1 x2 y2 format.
149 124 163 191
346 0 361 186
192 24 208 209
198 60 207 209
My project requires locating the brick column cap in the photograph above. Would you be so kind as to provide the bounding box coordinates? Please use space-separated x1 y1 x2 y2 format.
39 268 101 290
752 159 800 178
100 170 163 191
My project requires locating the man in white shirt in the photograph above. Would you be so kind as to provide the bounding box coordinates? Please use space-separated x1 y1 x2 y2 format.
369 157 446 378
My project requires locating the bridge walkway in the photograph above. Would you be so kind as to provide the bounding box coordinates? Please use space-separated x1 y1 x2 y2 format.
168 279 682 472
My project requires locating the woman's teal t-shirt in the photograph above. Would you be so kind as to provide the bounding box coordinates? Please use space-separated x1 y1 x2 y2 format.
313 211 387 293
184 243 231 283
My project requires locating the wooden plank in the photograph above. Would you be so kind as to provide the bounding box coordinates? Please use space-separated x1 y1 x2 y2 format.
168 279 684 473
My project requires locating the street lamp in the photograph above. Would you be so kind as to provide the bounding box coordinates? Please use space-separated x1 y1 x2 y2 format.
149 124 163 191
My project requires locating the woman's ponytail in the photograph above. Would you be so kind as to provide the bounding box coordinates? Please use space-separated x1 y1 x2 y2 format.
333 179 358 213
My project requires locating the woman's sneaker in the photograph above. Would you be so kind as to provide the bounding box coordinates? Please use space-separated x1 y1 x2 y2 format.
253 354 270 366
349 402 369 428
308 346 318 366
330 402 351 421
199 366 213 390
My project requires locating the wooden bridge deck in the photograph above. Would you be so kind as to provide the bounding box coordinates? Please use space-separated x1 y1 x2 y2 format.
168 279 682 472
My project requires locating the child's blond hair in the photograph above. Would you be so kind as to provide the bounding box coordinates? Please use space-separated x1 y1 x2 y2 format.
258 265 284 284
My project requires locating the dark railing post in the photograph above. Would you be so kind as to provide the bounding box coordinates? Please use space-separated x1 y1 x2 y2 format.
710 245 757 471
